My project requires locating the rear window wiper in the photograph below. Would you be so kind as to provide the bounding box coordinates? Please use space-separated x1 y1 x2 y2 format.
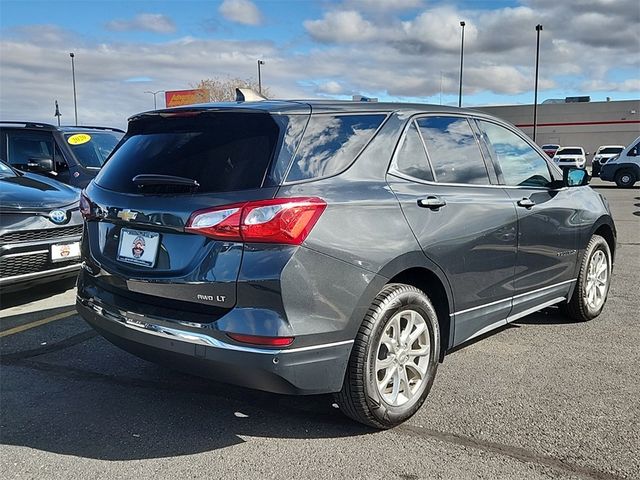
132 174 200 190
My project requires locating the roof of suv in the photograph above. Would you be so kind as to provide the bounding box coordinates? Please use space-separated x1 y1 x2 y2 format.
130 100 486 121
0 121 124 133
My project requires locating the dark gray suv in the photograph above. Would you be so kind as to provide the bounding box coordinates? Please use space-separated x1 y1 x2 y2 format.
77 100 616 428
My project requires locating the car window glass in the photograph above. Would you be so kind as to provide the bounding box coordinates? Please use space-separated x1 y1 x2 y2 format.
7 133 54 167
394 121 433 182
64 132 123 168
478 120 551 188
95 112 282 194
286 114 385 182
416 116 489 185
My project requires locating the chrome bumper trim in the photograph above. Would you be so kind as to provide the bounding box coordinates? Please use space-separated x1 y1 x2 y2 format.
0 263 81 285
78 296 353 355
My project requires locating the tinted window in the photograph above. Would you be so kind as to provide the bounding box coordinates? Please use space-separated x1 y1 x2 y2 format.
95 112 281 194
286 114 385 182
478 120 551 188
6 133 54 168
394 121 433 182
556 148 583 155
598 147 623 155
417 116 489 185
64 132 123 168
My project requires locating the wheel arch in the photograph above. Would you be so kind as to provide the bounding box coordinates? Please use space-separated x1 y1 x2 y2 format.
590 216 617 264
377 252 455 361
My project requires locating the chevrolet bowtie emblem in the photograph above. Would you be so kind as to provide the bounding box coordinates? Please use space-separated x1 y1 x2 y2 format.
117 209 138 222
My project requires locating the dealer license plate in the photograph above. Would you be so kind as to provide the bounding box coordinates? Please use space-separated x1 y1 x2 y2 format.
51 242 81 262
117 229 160 268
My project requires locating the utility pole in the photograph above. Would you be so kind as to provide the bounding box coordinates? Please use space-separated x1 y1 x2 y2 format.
257 59 265 94
458 21 465 108
533 24 543 142
54 100 62 126
70 52 78 125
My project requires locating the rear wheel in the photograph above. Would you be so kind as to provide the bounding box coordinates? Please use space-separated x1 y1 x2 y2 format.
335 284 440 429
614 169 636 188
562 235 612 322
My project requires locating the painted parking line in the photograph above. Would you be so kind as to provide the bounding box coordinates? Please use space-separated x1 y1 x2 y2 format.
0 310 77 338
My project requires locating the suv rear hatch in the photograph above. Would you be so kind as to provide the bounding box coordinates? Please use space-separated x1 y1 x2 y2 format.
82 107 309 317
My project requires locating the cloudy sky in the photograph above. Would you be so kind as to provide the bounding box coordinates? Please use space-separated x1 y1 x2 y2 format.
1 0 638 129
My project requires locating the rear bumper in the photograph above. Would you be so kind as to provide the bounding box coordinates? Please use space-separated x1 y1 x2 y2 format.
76 297 353 395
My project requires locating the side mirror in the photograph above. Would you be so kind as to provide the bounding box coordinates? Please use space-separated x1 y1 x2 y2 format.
26 157 54 173
630 148 638 157
563 167 590 187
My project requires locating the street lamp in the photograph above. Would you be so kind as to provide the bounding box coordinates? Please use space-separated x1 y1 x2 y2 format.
144 90 165 110
257 60 265 94
54 100 62 126
458 21 465 108
533 24 543 142
69 52 78 125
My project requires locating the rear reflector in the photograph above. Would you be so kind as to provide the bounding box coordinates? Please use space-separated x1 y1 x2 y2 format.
227 333 294 347
185 197 326 245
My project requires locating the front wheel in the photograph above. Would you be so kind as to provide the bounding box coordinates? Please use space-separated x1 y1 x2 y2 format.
614 170 636 188
562 235 612 321
335 284 440 429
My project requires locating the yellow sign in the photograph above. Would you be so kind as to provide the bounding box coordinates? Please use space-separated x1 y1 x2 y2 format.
67 133 92 145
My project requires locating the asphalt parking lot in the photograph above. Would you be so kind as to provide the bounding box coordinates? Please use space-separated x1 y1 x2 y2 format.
1 179 639 480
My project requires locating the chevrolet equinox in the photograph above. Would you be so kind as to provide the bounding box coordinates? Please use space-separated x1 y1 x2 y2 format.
77 100 616 428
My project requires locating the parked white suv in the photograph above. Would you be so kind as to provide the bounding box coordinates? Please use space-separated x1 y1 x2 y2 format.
599 136 640 188
591 145 624 177
553 146 587 169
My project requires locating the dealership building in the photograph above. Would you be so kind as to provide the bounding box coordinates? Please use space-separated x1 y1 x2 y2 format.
475 99 640 162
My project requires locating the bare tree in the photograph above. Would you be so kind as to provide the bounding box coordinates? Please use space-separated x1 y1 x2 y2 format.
193 77 272 102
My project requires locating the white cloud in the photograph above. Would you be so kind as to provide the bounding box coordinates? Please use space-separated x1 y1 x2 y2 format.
219 0 263 26
305 10 378 43
105 13 176 34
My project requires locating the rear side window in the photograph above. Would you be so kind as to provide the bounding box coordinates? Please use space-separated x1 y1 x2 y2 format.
394 121 434 182
95 112 281 194
477 120 551 188
285 114 386 182
417 116 489 185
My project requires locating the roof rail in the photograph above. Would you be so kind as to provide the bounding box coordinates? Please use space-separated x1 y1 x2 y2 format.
62 125 125 133
0 121 58 129
235 88 268 102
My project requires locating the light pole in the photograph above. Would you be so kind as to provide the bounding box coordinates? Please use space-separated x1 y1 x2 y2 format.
69 52 78 125
144 90 165 109
533 24 543 142
458 21 465 108
257 60 265 94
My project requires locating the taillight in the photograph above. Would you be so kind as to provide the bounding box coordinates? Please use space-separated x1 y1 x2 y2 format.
80 191 93 220
226 333 294 347
185 197 326 245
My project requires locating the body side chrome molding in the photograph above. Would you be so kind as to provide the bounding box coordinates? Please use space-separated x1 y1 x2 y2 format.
450 278 576 317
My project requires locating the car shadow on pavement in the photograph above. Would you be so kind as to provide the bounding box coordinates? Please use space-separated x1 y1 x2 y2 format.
0 316 373 460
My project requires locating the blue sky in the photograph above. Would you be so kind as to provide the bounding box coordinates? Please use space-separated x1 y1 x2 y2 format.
0 0 638 127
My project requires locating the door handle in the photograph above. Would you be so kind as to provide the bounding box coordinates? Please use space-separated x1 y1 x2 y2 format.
418 196 446 209
517 197 536 208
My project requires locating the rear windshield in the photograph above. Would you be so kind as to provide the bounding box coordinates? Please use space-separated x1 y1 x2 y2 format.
64 131 123 168
556 148 583 155
95 112 282 194
598 147 623 155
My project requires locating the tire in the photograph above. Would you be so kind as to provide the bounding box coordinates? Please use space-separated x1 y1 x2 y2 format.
562 235 612 322
335 283 440 429
614 169 636 188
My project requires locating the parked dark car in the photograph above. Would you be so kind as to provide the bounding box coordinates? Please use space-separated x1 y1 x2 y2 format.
0 161 83 292
0 122 124 188
77 100 616 428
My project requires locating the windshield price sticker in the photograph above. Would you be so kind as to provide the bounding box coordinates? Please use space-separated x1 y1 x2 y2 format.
67 133 92 145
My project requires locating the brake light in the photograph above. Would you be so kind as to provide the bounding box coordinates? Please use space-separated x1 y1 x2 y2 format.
80 191 93 220
185 197 326 245
227 333 294 347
